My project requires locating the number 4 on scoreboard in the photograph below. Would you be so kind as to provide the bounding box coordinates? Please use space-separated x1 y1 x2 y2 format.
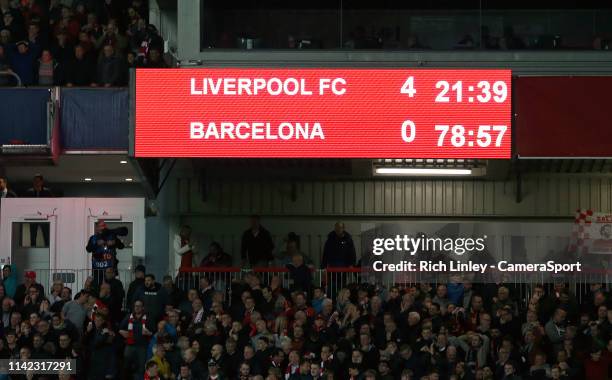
401 77 416 97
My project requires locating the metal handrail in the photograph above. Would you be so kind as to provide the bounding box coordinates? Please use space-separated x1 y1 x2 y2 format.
0 70 22 87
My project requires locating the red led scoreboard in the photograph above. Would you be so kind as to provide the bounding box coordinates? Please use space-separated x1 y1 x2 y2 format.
134 69 511 158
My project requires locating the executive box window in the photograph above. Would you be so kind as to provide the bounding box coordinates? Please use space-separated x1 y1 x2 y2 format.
200 0 612 51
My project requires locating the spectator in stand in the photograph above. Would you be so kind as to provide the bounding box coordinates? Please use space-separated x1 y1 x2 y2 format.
103 267 125 324
120 299 154 380
0 29 11 48
83 311 117 380
0 33 10 81
36 48 63 85
322 222 356 268
96 43 122 86
275 232 312 267
48 279 64 307
65 44 94 86
134 274 167 326
127 16 146 51
55 6 80 43
50 30 74 65
126 264 145 310
94 19 127 57
9 40 35 85
145 46 166 68
81 12 103 41
0 176 17 198
199 241 233 267
25 174 53 197
14 271 44 305
1 12 23 41
61 290 89 337
174 225 197 276
27 23 43 55
149 343 172 380
287 253 312 295
2 265 16 299
48 0 63 26
161 275 182 308
183 347 206 379
50 286 71 313
241 215 275 267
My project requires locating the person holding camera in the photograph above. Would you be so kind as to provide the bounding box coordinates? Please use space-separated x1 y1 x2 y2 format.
85 220 127 286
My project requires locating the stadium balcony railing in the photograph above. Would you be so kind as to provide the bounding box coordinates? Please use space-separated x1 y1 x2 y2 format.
177 266 612 305
19 266 611 308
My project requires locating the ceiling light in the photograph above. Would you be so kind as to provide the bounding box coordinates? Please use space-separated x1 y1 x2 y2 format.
120 160 128 164
374 167 472 176
125 178 133 182
84 178 92 181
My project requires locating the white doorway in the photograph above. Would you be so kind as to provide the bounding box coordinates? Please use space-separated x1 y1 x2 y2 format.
9 219 53 291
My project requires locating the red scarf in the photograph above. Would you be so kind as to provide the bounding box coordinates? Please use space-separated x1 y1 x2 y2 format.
126 313 147 345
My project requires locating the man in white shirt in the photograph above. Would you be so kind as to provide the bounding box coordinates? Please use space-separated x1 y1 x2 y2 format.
173 225 198 289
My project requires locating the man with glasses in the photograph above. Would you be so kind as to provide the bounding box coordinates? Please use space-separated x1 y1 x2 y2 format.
14 271 44 305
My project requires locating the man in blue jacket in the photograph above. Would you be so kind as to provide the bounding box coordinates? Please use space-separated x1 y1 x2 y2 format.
9 41 36 86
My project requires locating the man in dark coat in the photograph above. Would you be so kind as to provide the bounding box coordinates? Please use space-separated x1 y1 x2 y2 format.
321 222 356 268
9 40 36 85
240 215 274 267
65 44 96 86
126 265 145 311
0 176 17 198
134 274 168 325
96 44 122 87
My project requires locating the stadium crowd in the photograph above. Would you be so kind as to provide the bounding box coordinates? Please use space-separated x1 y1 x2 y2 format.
0 214 607 380
0 0 165 87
